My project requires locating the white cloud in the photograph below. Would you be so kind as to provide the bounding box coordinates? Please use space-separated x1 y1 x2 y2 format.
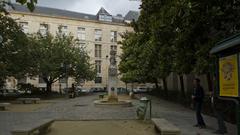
70 0 103 15
102 0 141 16
36 0 141 15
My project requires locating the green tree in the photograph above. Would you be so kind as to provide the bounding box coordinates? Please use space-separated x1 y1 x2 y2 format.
0 0 37 88
169 0 197 97
28 32 95 92
119 0 175 98
0 14 30 87
122 0 240 100
119 32 146 83
172 0 240 92
16 0 37 11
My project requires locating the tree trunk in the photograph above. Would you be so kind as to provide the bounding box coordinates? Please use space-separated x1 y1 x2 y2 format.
125 82 128 93
42 77 53 93
207 73 213 92
0 78 5 89
131 83 134 92
179 75 186 98
46 81 52 93
162 78 168 99
154 78 159 90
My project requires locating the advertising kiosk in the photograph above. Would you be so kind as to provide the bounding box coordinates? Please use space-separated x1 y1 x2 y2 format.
210 33 240 134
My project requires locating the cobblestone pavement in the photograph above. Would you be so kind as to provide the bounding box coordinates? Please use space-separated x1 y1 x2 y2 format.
0 93 237 135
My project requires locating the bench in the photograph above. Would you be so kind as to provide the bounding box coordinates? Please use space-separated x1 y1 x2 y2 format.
17 98 40 104
0 103 11 110
11 119 54 135
99 94 104 99
152 118 181 135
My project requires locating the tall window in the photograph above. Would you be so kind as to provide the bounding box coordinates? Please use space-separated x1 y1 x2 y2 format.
58 25 68 35
39 24 48 36
111 31 117 42
111 45 117 52
95 44 102 58
95 60 101 73
95 29 102 41
77 27 85 40
19 22 28 33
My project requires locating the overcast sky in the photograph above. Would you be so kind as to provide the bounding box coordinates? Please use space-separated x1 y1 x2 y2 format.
34 0 141 16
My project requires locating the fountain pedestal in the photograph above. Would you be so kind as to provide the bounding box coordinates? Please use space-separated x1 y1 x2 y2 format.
107 74 118 102
94 50 132 107
106 50 118 102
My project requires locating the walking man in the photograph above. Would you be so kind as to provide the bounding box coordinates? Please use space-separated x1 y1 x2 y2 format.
192 78 206 128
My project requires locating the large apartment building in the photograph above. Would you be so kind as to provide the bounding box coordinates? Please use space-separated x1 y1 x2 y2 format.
6 4 139 91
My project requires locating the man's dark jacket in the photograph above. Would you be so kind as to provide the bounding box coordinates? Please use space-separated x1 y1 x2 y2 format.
193 85 205 102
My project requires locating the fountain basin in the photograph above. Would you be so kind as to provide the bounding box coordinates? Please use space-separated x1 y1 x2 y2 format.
94 99 132 107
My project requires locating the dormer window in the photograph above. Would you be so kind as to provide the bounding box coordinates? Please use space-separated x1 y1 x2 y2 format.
99 15 105 21
105 15 112 22
97 7 112 22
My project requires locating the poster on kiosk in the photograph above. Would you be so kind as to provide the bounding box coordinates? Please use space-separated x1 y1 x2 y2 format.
219 54 239 97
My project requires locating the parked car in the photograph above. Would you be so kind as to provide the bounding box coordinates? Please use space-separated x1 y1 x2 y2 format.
0 89 21 97
117 87 127 94
75 88 82 96
63 88 70 94
132 88 138 93
90 87 105 92
133 87 148 93
63 88 81 96
80 88 90 94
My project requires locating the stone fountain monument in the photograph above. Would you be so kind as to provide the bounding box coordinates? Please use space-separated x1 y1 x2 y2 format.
107 49 118 102
94 49 132 107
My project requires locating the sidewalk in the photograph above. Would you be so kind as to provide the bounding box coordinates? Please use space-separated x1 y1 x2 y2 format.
140 94 237 135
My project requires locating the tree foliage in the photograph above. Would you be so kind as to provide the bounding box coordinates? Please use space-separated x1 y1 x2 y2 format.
0 0 37 87
0 0 37 14
16 0 37 11
0 14 30 87
120 0 240 97
28 33 95 92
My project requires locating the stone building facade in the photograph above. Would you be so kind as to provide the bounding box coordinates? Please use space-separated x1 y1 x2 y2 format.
7 4 139 91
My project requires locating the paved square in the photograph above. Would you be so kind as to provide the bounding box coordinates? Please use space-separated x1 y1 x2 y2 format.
0 94 237 135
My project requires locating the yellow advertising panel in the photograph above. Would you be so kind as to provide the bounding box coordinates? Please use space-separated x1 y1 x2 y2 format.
219 54 239 97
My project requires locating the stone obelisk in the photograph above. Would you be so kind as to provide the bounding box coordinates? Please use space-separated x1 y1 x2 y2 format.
107 49 118 102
